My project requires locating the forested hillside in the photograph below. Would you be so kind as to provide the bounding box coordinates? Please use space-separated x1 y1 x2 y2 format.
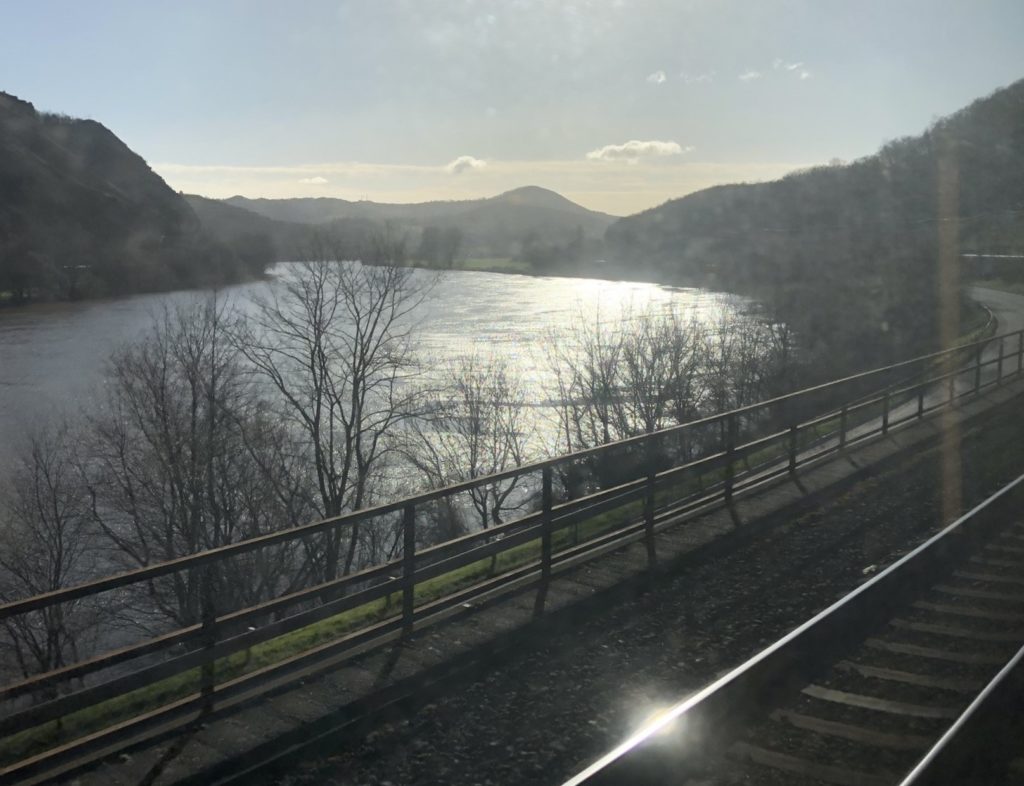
0 92 270 303
228 185 613 265
606 79 1024 374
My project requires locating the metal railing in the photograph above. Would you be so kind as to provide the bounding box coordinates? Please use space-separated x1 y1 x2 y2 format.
1 327 1022 783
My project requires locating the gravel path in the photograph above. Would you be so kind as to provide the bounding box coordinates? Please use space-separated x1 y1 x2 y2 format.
274 400 1024 786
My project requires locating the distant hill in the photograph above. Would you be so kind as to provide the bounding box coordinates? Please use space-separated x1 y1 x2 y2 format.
0 92 270 303
184 194 309 261
225 185 614 262
605 78 1024 373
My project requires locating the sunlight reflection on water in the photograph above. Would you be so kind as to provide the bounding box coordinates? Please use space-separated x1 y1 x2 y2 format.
0 264 747 464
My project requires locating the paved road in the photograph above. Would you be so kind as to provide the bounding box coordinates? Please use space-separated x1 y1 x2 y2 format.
881 285 1024 425
740 285 1024 482
971 285 1024 335
895 285 1024 416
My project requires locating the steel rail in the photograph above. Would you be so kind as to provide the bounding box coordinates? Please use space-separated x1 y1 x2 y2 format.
562 470 1024 785
898 641 1024 786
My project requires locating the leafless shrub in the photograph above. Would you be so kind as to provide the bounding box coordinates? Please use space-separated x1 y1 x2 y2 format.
544 305 791 488
0 423 99 680
404 354 532 535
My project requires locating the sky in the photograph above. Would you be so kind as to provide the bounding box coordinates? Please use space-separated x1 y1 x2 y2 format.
3 0 1024 216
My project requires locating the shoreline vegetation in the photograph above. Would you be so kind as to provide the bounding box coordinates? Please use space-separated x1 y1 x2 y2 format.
4 76 1024 378
7 76 1024 390
0 253 707 312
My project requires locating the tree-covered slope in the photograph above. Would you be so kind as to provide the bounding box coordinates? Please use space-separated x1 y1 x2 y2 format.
0 92 267 302
605 79 1024 372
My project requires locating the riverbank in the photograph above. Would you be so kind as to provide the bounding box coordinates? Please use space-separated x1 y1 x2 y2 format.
0 268 273 311
0 270 736 468
401 253 682 283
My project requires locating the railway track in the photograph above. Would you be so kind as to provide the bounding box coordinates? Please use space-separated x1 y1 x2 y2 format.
566 473 1024 786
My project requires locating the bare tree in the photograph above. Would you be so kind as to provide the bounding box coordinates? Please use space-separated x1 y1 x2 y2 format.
439 227 463 269
547 309 624 453
619 309 708 435
0 423 97 680
544 305 711 490
84 297 304 629
405 355 531 533
701 314 787 451
236 241 432 579
547 306 709 450
363 222 409 267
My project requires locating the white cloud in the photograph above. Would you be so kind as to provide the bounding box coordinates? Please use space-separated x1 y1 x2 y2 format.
738 70 762 82
680 71 714 84
799 70 811 80
774 59 805 72
646 70 667 84
586 139 692 163
298 175 328 185
446 155 487 174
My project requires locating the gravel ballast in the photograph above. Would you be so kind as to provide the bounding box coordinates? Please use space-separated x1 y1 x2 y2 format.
273 399 1024 786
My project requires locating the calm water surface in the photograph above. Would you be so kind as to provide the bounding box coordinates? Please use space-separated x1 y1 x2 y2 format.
0 266 746 465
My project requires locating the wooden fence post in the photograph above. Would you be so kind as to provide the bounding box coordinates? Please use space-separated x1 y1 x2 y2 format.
724 414 737 504
541 467 553 582
788 423 798 473
975 345 983 392
534 467 554 617
643 433 657 567
199 565 217 715
402 503 416 635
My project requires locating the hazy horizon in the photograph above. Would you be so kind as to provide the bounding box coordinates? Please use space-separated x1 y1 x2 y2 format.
4 0 1024 215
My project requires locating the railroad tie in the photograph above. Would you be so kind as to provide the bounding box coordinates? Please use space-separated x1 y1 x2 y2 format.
889 618 1024 643
865 638 1006 665
770 709 932 750
969 555 1024 569
954 570 1024 587
801 684 959 719
933 584 1024 604
729 741 892 786
834 660 984 694
911 600 1024 623
985 542 1024 555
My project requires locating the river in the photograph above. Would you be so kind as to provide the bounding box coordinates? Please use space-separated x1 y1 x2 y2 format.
0 265 748 467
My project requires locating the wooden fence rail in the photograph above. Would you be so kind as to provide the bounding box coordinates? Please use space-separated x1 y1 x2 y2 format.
0 326 1020 784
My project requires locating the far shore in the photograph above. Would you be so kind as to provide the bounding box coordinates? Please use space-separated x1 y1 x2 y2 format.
0 258 702 312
